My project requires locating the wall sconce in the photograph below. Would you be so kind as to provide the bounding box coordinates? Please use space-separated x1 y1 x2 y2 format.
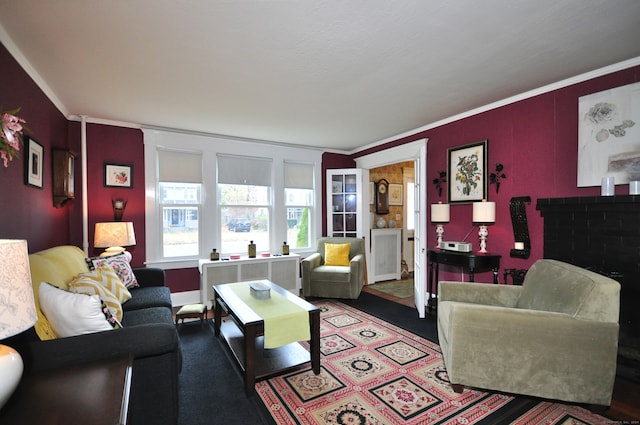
112 199 127 222
431 202 450 248
473 200 495 253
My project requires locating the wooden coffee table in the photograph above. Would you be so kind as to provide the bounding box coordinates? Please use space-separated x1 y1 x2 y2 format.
213 280 320 396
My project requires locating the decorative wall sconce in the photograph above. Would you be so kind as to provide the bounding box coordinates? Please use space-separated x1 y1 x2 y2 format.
432 171 447 198
489 163 506 194
112 198 127 221
473 200 495 253
431 202 450 248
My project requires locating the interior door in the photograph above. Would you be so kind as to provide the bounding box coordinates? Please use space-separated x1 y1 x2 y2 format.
413 142 427 318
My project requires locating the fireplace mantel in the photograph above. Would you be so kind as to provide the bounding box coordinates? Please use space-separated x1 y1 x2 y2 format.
537 195 640 382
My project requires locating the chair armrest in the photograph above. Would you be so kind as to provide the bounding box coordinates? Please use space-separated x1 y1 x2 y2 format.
438 281 521 307
133 267 166 287
350 254 364 272
24 323 180 373
302 253 322 269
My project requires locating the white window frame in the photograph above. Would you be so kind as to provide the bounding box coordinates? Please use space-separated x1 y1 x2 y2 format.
143 129 323 269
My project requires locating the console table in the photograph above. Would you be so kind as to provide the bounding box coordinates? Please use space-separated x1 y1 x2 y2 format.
427 249 501 316
0 355 132 424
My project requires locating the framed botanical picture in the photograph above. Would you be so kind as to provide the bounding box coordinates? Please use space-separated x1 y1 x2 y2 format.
24 136 44 188
447 140 488 204
104 163 133 188
389 183 403 205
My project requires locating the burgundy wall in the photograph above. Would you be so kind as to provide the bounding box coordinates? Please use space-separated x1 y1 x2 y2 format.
0 43 75 253
4 37 640 289
353 65 640 282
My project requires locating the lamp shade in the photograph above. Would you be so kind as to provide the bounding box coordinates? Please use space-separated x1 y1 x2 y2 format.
473 201 496 223
431 203 450 223
0 239 36 339
94 222 136 248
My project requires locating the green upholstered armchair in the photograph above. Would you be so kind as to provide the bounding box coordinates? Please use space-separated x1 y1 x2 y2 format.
437 259 620 406
301 237 365 299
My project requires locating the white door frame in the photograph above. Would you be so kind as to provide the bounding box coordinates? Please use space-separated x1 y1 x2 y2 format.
355 138 429 317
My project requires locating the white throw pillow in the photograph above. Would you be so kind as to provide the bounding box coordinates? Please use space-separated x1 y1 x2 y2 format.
39 282 114 338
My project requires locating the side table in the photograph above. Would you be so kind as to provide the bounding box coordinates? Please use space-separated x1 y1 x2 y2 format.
427 249 502 316
0 355 133 425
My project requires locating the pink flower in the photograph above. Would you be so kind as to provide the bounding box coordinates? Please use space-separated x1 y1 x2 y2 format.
0 109 26 168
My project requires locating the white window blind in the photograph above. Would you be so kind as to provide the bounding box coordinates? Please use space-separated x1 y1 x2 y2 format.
284 162 314 189
158 149 202 183
217 154 272 186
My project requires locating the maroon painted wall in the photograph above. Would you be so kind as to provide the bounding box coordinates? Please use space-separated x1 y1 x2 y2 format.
0 43 76 252
354 65 640 282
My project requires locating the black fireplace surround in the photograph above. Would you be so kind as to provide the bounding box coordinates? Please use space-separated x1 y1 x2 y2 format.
537 195 640 383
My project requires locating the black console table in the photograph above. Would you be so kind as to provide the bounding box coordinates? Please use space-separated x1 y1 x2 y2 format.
427 249 501 316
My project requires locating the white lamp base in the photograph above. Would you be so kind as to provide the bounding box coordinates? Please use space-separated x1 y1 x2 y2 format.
100 246 132 262
0 344 24 408
478 225 489 253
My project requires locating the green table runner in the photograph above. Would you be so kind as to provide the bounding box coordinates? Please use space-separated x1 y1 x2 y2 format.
228 282 310 349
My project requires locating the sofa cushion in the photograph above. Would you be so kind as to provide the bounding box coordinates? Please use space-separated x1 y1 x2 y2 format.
123 286 173 311
311 266 353 283
122 306 174 327
515 259 596 316
88 253 140 288
324 243 351 266
39 282 117 338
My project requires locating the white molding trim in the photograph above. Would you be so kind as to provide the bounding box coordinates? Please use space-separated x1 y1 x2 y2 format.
355 139 428 169
352 56 640 155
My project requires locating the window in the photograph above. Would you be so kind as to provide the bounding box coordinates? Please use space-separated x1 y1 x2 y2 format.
218 154 273 254
158 150 203 258
284 162 314 249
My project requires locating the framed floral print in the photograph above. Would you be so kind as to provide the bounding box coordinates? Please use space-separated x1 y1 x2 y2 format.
104 163 133 188
447 140 488 204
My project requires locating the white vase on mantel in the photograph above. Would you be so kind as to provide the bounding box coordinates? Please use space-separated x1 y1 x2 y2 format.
376 217 387 228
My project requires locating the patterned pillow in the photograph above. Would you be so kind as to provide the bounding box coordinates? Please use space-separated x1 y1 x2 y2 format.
76 265 131 303
100 300 123 330
87 253 139 288
69 267 126 321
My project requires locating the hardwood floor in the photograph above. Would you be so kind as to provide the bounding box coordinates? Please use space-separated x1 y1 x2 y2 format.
362 280 640 422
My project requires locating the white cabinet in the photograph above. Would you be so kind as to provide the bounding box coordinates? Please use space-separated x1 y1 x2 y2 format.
326 168 369 238
198 254 300 305
370 228 402 282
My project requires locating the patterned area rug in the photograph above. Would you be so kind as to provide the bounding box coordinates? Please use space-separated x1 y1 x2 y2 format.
256 300 609 425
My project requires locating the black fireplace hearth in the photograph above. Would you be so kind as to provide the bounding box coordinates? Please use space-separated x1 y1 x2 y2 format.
537 195 640 383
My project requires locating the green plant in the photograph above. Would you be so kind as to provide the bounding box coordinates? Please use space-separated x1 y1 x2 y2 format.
296 207 309 248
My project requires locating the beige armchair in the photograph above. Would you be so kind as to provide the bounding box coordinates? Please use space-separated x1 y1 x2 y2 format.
301 237 365 299
437 259 620 406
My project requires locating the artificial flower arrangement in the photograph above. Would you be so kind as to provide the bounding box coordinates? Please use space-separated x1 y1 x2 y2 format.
1 108 27 167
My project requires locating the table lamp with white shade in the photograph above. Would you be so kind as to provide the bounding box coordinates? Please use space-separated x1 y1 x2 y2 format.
472 200 496 253
431 202 450 248
94 222 136 262
0 239 37 408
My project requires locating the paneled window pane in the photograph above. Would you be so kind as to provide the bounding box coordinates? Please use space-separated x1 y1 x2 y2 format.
285 188 313 249
160 182 201 257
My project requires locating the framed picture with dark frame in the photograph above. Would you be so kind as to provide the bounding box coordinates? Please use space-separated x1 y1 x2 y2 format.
447 140 488 204
104 162 133 188
24 136 44 189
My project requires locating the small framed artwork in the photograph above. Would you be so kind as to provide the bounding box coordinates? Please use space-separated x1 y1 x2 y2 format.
447 140 488 204
104 163 133 188
24 136 44 188
389 183 403 205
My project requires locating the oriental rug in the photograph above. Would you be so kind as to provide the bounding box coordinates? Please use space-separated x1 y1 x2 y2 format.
255 300 609 425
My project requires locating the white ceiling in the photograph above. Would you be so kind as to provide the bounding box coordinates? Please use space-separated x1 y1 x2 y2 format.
1 0 640 152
